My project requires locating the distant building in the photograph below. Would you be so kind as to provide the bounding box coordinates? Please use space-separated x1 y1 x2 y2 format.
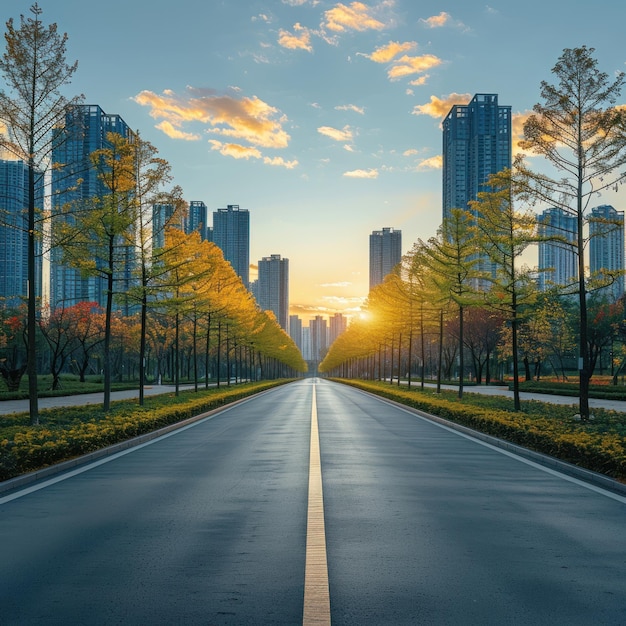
537 207 578 291
0 159 44 306
187 201 208 240
152 203 177 250
289 315 303 354
369 227 401 289
309 315 328 362
50 104 135 310
329 312 347 345
589 204 625 301
212 204 250 288
257 254 289 331
442 93 511 221
442 93 511 281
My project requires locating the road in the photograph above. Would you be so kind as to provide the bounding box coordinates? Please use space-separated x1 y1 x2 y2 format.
1 379 625 624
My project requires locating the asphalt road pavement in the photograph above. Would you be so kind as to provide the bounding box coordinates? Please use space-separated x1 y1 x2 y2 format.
1 379 625 624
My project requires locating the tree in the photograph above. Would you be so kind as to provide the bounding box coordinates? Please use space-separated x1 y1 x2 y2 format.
418 209 483 398
127 136 176 404
517 46 626 420
472 169 538 409
0 3 82 423
55 132 137 410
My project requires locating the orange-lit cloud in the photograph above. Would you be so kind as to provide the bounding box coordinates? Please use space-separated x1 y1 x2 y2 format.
512 111 533 156
134 87 290 149
209 140 299 168
278 23 313 51
209 140 263 160
323 2 386 33
155 120 201 141
343 168 378 178
387 54 441 80
366 40 416 63
418 155 443 170
263 155 299 168
420 11 451 28
318 125 354 142
412 93 472 118
409 75 430 86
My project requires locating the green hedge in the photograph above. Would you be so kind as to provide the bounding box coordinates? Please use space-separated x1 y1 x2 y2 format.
336 380 626 480
0 381 289 481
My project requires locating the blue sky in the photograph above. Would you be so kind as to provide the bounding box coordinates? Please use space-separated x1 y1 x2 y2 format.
4 0 626 321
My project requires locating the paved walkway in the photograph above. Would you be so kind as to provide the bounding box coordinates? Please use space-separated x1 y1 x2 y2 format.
2 381 626 416
0 384 197 415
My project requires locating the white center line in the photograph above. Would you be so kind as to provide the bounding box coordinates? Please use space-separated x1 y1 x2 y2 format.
303 383 331 625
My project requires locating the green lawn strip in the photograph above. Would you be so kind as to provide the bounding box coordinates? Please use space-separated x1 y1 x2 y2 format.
0 380 291 481
333 379 626 481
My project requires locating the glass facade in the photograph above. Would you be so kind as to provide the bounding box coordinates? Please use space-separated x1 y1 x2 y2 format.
369 227 401 289
212 205 250 288
50 105 135 310
0 160 44 306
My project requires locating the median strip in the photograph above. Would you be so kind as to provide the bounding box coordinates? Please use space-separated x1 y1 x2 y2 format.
303 383 331 625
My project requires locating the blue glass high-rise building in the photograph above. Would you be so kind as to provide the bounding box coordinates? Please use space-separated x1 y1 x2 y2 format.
50 105 135 310
212 204 250 288
187 201 208 240
257 254 289 331
589 204 625 301
369 227 401 289
443 93 511 220
0 159 44 306
537 207 578 291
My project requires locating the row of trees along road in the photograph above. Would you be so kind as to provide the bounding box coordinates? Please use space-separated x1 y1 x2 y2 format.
0 4 305 425
321 46 626 420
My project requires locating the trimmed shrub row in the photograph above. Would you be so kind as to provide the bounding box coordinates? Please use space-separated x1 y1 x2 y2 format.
337 380 626 481
0 381 288 482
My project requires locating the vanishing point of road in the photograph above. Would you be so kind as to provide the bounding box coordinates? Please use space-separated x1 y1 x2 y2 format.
1 379 625 624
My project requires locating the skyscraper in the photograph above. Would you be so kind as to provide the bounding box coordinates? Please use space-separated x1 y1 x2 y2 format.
289 315 303 355
442 93 512 222
537 207 578 291
0 159 44 306
309 315 328 363
187 201 208 240
589 204 625 301
329 312 347 345
50 104 135 310
369 227 402 289
212 204 250 288
257 254 289 331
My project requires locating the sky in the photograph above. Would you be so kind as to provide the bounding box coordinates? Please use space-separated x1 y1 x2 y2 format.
4 0 626 323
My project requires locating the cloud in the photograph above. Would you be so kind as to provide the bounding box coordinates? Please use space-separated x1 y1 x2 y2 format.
278 23 313 51
323 2 386 33
420 11 451 28
318 125 354 142
155 120 201 141
412 93 472 118
209 140 299 168
409 74 430 86
320 281 352 287
283 0 318 5
335 104 365 114
366 40 416 63
263 155 299 168
403 148 419 156
387 54 442 80
209 140 263 160
343 168 378 178
134 87 292 160
418 155 443 170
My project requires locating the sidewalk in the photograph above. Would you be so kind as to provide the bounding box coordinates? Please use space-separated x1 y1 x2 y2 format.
396 381 626 413
0 385 196 415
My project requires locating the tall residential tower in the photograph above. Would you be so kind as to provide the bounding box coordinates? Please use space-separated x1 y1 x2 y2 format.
257 254 289 331
212 204 250 288
369 227 401 289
